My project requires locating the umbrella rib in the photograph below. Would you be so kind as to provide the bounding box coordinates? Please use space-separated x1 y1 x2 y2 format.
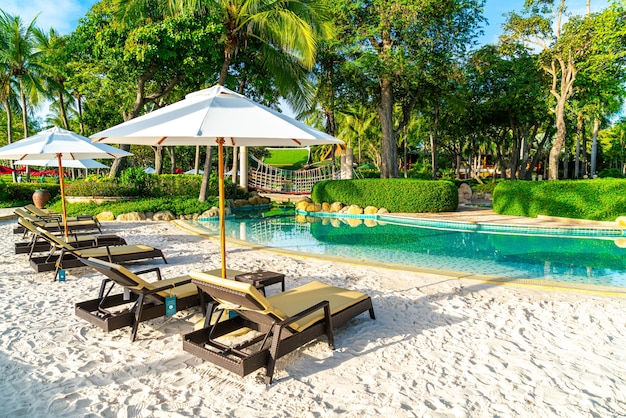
157 137 167 145
291 139 302 146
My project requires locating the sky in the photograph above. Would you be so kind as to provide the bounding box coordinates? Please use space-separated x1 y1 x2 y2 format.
0 0 613 40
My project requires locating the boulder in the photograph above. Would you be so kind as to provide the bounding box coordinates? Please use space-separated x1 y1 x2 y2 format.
377 208 389 214
295 200 310 211
458 183 472 204
96 211 115 221
616 216 626 227
346 218 362 227
153 210 175 221
201 207 220 218
234 199 249 207
346 205 364 215
305 203 322 212
364 219 378 227
248 195 262 205
330 202 344 212
364 206 378 215
322 202 331 212
296 196 312 204
116 211 145 221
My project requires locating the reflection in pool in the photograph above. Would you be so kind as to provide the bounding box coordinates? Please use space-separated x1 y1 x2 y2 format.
193 213 626 288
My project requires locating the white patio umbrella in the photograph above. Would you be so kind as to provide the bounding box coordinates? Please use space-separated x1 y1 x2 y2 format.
92 84 343 278
0 126 131 236
16 159 108 169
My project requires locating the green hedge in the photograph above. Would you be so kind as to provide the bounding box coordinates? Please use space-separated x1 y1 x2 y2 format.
492 179 626 221
0 180 61 208
311 179 458 213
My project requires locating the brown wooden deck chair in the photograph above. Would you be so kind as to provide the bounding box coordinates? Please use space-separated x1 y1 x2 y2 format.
15 217 125 256
13 208 102 235
183 271 376 384
76 258 202 341
31 226 166 280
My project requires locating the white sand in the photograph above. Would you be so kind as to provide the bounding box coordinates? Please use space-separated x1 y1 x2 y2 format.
1 218 625 417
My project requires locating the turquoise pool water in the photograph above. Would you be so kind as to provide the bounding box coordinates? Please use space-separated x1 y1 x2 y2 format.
193 213 626 288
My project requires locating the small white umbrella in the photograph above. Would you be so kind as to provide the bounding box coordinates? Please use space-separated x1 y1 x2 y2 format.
0 126 131 236
16 159 108 169
92 84 343 277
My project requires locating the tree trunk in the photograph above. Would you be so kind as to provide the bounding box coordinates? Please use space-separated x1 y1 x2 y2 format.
58 89 70 130
167 147 176 173
548 96 567 180
590 117 600 176
575 113 583 178
430 104 440 179
377 77 398 178
153 146 164 174
199 146 213 202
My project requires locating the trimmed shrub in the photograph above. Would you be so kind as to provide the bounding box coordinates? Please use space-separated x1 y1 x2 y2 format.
492 179 626 221
311 179 458 213
0 181 61 207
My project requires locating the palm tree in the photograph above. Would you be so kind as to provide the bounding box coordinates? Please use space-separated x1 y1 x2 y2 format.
0 11 44 141
33 28 73 130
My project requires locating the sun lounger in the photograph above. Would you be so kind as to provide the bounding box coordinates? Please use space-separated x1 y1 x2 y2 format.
183 271 376 384
13 208 101 235
24 204 100 224
30 226 166 280
14 217 125 255
76 258 202 341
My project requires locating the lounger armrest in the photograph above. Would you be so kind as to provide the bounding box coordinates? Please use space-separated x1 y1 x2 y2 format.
133 267 163 281
38 214 62 221
76 214 94 220
140 278 193 296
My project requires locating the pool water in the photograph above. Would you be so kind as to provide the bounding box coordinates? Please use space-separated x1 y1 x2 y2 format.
193 213 626 288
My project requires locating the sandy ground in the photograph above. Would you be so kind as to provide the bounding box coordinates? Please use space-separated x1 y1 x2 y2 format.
1 218 625 417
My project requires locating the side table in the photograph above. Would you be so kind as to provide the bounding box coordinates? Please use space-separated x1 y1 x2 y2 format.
234 271 285 295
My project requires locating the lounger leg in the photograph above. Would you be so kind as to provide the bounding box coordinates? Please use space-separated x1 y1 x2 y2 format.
323 303 335 350
265 324 282 385
369 307 376 320
131 294 145 342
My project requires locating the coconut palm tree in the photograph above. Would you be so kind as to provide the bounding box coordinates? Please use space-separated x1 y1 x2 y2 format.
0 11 44 141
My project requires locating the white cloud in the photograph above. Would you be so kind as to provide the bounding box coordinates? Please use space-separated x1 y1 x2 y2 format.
1 0 95 35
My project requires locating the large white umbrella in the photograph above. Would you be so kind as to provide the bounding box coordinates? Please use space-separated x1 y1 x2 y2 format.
0 126 131 236
92 84 343 278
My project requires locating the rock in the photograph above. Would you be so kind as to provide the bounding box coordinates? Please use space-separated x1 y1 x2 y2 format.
296 200 309 211
259 197 271 205
234 199 249 207
305 203 322 212
116 211 145 221
153 210 175 221
458 183 472 204
322 202 331 212
201 207 220 218
330 202 344 212
330 219 341 228
377 208 389 214
96 211 115 221
617 216 626 227
346 205 364 215
296 196 312 204
295 214 308 223
248 195 262 205
364 219 378 227
364 206 378 215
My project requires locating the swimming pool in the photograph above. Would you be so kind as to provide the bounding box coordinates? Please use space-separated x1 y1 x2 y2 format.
191 212 626 289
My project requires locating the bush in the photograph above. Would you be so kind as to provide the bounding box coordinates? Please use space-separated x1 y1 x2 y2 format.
597 168 623 178
311 178 458 213
492 179 626 221
47 196 220 217
0 181 61 208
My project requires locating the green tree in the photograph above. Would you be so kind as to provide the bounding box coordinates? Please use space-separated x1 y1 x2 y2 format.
329 0 485 178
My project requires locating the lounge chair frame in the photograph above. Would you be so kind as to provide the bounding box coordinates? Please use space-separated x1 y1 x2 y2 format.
15 217 125 255
183 276 375 384
75 258 201 341
13 208 102 235
29 226 166 280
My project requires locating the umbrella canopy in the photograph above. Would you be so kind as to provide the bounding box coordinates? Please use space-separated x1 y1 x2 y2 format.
16 159 108 169
92 84 343 277
0 127 131 236
0 165 16 174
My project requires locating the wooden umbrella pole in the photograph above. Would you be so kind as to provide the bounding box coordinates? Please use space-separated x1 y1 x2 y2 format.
217 138 227 278
57 154 69 238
